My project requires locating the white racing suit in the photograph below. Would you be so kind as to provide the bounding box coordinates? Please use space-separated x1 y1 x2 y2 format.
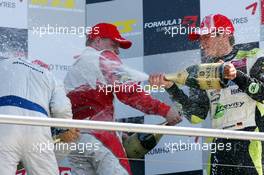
0 57 72 175
64 47 171 175
63 47 132 175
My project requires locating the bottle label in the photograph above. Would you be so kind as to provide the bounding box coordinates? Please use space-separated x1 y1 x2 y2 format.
197 63 223 90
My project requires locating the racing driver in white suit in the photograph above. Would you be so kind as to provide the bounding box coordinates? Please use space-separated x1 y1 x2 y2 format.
0 57 72 175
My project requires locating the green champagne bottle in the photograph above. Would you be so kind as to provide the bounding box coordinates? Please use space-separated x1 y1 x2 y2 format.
123 122 166 159
165 63 225 90
124 132 163 159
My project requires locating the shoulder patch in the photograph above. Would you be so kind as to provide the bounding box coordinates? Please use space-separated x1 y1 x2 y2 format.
248 82 260 94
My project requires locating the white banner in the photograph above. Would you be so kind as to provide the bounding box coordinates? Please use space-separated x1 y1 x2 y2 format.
28 0 86 81
0 0 27 29
201 0 260 44
86 0 144 59
28 30 85 82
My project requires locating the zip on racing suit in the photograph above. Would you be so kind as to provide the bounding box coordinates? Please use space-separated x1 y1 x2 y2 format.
166 46 264 175
64 47 172 175
0 57 72 175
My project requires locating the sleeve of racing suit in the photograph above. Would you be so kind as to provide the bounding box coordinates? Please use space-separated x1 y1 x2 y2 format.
100 50 170 117
49 74 73 119
232 57 264 102
166 83 210 124
115 84 171 117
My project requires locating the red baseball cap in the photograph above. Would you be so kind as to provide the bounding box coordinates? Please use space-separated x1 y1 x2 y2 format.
88 23 132 49
188 14 235 41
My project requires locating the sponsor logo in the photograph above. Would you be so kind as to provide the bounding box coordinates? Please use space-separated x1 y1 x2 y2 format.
143 0 200 54
214 103 225 119
162 17 201 37
246 2 258 15
181 16 198 28
231 17 248 25
144 16 198 34
230 2 258 25
248 82 260 94
113 19 136 34
31 61 71 72
214 102 245 119
30 0 75 9
49 64 71 72
223 101 245 109
112 19 141 37
231 88 243 95
0 0 16 8
144 19 182 29
144 16 198 29
147 146 171 155
13 59 44 74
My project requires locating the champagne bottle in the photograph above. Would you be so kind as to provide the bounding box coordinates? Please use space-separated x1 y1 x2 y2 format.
165 63 225 90
123 122 166 159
